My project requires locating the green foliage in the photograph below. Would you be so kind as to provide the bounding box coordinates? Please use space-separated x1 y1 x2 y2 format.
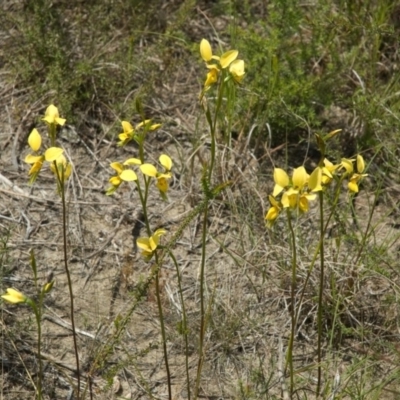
1 0 171 121
227 0 400 150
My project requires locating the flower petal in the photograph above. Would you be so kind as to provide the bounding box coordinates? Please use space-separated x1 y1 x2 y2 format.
120 169 138 181
159 154 172 171
341 158 354 174
149 123 161 131
1 288 26 304
42 104 66 125
309 167 323 192
121 121 134 134
136 237 151 252
348 179 359 193
204 68 219 87
140 164 157 177
25 154 43 164
273 168 289 196
109 176 122 186
28 128 42 152
156 177 169 193
44 147 64 162
357 154 365 173
55 117 66 126
229 59 245 82
110 162 123 174
136 120 151 129
200 39 213 62
220 50 238 68
123 158 142 165
292 166 308 189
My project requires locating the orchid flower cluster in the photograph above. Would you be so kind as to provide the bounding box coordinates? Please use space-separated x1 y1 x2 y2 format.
24 105 71 186
107 119 172 260
106 119 173 199
200 38 245 91
107 153 173 198
117 119 161 147
265 154 368 227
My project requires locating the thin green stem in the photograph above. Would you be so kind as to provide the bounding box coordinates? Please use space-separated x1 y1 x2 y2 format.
294 179 344 330
207 77 225 182
154 257 172 400
56 164 80 398
137 175 171 399
49 123 56 147
28 300 42 400
316 191 325 396
285 208 297 398
136 178 151 234
168 249 191 400
194 201 209 399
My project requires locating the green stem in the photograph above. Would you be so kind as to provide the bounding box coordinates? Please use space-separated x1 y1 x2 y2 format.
294 179 344 329
154 255 172 400
316 191 325 396
285 208 297 398
55 163 80 398
207 77 225 182
168 250 191 400
136 177 151 234
194 200 209 399
137 175 171 399
28 300 42 400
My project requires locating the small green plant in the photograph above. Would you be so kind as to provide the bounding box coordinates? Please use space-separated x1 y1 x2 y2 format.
12 104 80 398
2 251 54 400
265 128 369 396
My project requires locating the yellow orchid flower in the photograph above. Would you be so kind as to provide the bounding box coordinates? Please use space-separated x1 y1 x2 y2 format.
200 39 245 89
25 129 45 183
106 161 138 195
118 120 161 146
229 59 245 83
308 167 323 192
322 158 339 185
282 189 316 212
273 168 290 197
340 158 355 174
200 39 213 62
348 155 368 193
123 157 142 166
28 128 42 151
204 67 219 88
292 166 308 189
273 166 309 198
140 154 173 198
1 288 27 304
118 121 134 145
270 165 322 218
200 39 238 68
219 49 239 69
137 228 166 260
44 147 64 162
42 104 66 126
140 163 157 177
357 154 365 173
25 154 44 179
159 154 172 171
265 195 282 226
50 154 72 181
